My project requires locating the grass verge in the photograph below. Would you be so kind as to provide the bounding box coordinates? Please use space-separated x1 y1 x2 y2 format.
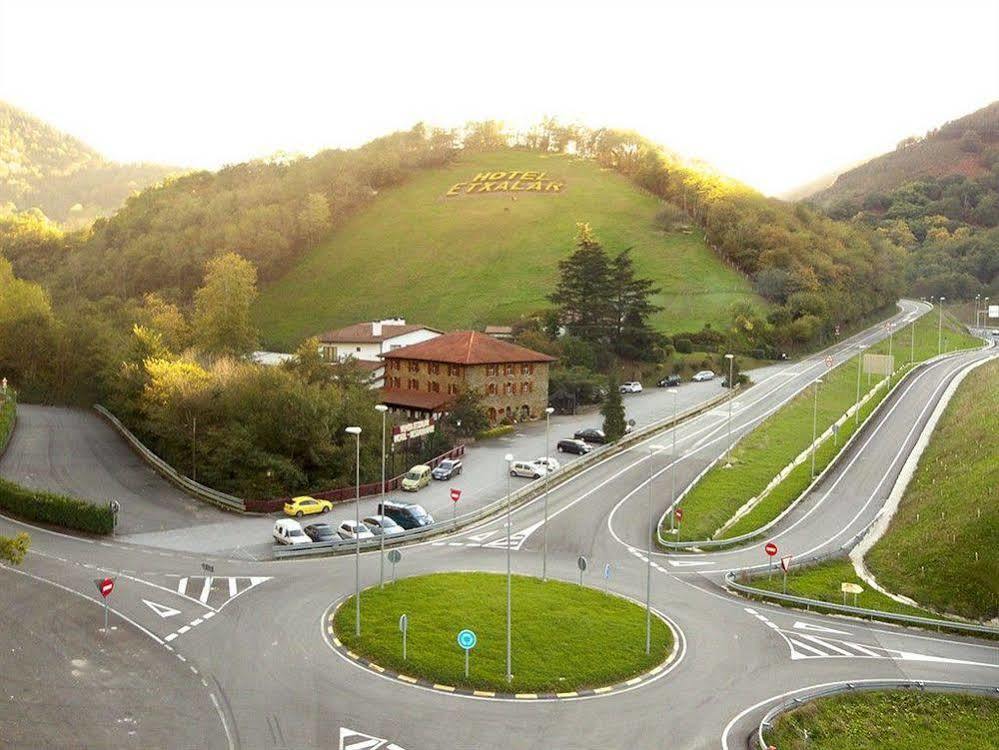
0 392 14 455
764 691 999 750
332 572 672 693
667 310 979 542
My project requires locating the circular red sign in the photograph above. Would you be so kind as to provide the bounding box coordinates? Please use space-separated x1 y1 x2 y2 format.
674 507 683 521
450 488 461 503
765 542 778 557
99 578 114 597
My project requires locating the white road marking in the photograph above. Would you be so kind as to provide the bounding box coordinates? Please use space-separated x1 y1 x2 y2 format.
794 633 856 656
339 727 404 750
787 637 829 658
142 599 182 619
177 577 188 596
792 621 850 635
228 577 237 598
666 559 714 567
199 576 213 604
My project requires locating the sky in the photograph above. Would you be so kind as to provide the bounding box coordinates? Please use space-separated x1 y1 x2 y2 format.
1 0 997 196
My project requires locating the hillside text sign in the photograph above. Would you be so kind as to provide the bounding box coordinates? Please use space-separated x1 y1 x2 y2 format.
445 170 565 196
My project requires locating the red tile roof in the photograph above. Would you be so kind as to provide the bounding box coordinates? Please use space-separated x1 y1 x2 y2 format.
378 389 453 411
317 322 440 344
382 331 556 365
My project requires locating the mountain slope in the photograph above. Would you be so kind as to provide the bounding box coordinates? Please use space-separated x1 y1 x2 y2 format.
809 101 999 210
252 150 764 348
0 100 181 226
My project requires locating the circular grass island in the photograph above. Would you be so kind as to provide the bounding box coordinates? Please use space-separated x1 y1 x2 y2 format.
331 572 674 694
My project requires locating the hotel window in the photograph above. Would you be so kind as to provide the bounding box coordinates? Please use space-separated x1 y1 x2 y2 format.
408 361 420 373
392 377 400 388
429 363 440 375
487 383 497 395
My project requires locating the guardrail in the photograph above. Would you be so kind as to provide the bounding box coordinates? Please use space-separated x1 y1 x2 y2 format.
756 680 999 750
94 405 247 512
273 388 735 558
724 570 999 637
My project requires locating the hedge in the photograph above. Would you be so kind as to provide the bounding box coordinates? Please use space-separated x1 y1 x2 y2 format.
0 477 114 535
0 392 15 456
476 424 515 440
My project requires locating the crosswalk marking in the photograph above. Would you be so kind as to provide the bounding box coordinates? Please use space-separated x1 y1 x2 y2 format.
177 577 188 596
172 575 271 610
199 576 213 604
794 633 855 656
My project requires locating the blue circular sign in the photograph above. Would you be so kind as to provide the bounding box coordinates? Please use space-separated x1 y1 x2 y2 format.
457 628 477 650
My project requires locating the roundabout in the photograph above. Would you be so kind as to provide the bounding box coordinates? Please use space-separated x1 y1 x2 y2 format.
325 572 678 698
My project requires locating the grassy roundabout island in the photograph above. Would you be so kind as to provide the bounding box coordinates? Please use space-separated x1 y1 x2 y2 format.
765 691 999 750
332 572 674 694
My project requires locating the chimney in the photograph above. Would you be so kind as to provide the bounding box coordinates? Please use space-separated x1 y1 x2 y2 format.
372 321 382 337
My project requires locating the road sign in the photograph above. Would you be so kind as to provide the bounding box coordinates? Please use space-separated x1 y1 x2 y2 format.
780 555 792 573
824 355 833 368
387 549 401 563
765 542 778 557
450 488 461 503
577 555 587 571
95 577 114 598
674 507 683 521
603 563 612 579
201 562 215 575
841 582 863 594
457 629 477 650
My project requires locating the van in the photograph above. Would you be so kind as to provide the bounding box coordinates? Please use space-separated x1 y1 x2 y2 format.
273 518 310 545
378 501 435 530
401 464 432 491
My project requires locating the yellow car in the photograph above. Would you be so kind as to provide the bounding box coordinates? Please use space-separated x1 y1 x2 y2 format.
283 496 332 518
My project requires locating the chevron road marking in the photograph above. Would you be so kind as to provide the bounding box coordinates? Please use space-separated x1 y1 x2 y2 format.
339 727 406 750
792 621 850 635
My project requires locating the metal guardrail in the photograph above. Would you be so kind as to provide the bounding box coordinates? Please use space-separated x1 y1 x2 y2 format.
756 680 999 750
273 388 735 559
724 571 999 637
94 405 246 512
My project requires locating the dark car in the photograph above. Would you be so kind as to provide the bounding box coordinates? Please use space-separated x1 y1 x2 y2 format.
573 428 608 444
431 459 462 480
557 438 592 455
303 522 336 542
378 501 435 530
657 374 681 388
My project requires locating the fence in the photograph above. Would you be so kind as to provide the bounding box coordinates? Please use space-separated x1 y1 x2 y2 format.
756 680 999 750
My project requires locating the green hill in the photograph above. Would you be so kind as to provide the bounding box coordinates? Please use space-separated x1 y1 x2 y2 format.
0 100 181 226
253 150 763 348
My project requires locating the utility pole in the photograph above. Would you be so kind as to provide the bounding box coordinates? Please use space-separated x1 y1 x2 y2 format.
542 406 554 581
811 379 822 478
854 344 866 427
346 426 362 636
375 404 388 588
670 389 678 534
938 296 946 355
724 353 735 463
504 452 514 683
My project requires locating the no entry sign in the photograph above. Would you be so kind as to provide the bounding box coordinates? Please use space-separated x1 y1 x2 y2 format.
95 577 114 598
450 488 461 503
674 507 684 521
765 542 778 557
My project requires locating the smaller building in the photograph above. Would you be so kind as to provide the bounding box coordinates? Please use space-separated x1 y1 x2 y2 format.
316 318 441 388
483 325 514 340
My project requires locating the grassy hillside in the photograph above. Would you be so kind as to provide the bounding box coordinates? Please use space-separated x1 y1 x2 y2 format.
254 150 764 348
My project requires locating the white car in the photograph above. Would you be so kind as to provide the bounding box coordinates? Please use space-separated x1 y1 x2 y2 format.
363 515 405 536
510 460 547 479
337 520 375 540
691 370 715 382
620 381 643 393
273 519 310 545
531 456 561 473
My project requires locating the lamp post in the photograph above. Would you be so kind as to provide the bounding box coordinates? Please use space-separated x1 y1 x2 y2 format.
375 405 388 588
345 426 362 636
542 406 554 582
938 296 946 355
854 344 866 427
975 294 981 329
886 322 894 387
669 388 679 534
810 378 822 478
724 353 735 463
504 452 514 683
910 315 915 364
646 444 665 655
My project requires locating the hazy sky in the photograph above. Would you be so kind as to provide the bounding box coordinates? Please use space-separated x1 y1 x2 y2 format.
2 0 997 195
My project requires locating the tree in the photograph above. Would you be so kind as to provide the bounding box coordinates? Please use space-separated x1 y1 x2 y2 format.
140 293 190 352
548 224 613 343
608 248 662 359
443 388 489 437
298 193 332 246
601 373 627 441
193 253 258 357
0 531 30 565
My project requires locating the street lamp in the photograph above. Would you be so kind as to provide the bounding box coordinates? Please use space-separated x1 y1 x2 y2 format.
542 406 554 582
724 353 735 464
975 294 981 329
504 452 514 683
345 426 362 636
938 296 946 355
854 344 867 427
886 322 894 387
810 378 822 478
374 405 389 588
669 388 679 534
646 444 666 655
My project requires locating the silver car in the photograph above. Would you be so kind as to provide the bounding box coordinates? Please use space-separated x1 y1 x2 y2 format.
363 515 405 536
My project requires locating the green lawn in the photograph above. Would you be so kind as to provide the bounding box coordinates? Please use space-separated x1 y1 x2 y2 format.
254 150 764 349
866 358 998 620
667 310 980 542
332 572 672 693
765 691 999 750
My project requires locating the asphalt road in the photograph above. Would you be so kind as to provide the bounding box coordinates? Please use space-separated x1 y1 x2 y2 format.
1 299 996 750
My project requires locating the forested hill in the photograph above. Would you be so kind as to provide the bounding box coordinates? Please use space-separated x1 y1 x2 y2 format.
0 100 180 226
809 101 999 210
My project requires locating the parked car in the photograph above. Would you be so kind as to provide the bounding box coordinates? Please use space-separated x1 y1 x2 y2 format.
283 496 333 518
510 460 547 479
620 381 643 393
363 515 405 536
574 428 608 444
304 523 336 542
431 459 462 480
337 520 375 540
691 370 715 382
657 374 681 388
273 519 309 545
401 464 432 491
531 456 561 472
557 438 592 455
378 501 435 530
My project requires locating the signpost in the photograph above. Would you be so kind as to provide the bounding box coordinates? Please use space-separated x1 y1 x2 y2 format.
603 562 612 591
674 507 683 540
577 555 587 586
765 542 778 581
841 581 863 606
780 555 792 594
824 355 833 368
387 549 401 583
450 487 461 525
457 629 477 677
108 500 121 531
201 562 214 575
399 614 408 660
94 577 114 632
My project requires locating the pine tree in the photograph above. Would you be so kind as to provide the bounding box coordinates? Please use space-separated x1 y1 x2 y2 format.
548 223 613 344
608 248 662 358
601 373 627 441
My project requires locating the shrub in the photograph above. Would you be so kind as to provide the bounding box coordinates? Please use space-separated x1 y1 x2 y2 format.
476 425 514 440
674 338 693 354
0 477 114 535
